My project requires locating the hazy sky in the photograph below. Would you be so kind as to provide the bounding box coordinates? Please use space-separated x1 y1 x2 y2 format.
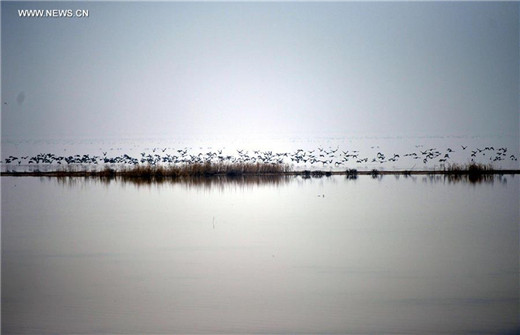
2 1 519 140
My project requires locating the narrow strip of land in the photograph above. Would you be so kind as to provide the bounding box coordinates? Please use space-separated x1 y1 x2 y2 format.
1 162 518 178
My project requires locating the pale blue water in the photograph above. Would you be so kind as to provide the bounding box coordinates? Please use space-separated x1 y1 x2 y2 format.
2 174 518 334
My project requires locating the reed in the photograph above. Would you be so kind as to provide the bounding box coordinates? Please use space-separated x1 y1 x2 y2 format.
299 170 333 178
99 166 117 178
445 162 494 174
4 161 516 182
113 162 291 179
346 169 358 179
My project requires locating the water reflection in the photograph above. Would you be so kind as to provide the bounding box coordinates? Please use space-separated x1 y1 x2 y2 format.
52 174 294 189
47 172 511 189
422 173 510 185
360 173 510 185
443 172 509 184
2 175 518 334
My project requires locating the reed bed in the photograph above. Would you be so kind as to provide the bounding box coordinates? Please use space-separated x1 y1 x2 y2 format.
3 161 519 182
445 162 494 174
346 169 358 179
109 162 292 180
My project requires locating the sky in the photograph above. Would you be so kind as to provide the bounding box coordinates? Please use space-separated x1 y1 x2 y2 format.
1 1 519 140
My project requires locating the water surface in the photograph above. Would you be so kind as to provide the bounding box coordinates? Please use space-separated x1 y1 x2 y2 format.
2 175 519 334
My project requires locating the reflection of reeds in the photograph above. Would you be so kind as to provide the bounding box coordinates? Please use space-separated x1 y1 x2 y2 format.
444 162 494 183
52 172 507 188
54 173 293 189
443 173 496 184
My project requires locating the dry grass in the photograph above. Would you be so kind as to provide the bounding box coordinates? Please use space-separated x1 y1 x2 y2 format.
4 161 516 185
112 162 291 180
346 169 358 179
445 162 494 174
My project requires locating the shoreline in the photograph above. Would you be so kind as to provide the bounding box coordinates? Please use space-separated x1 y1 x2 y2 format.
2 169 519 178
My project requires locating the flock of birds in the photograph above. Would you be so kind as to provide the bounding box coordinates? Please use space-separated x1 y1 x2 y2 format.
1 144 518 171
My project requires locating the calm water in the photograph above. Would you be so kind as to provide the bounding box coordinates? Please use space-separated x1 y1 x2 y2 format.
2 175 519 334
